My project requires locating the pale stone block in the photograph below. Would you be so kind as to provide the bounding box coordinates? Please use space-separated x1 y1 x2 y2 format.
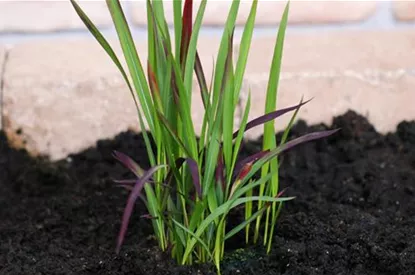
2 37 221 160
393 1 415 21
239 31 415 139
0 1 111 32
132 0 377 26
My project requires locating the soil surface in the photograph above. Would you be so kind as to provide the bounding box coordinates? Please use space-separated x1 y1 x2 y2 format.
1 111 414 275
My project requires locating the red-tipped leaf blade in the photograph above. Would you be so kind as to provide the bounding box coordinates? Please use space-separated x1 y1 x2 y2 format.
180 0 193 67
233 149 269 179
147 60 160 100
236 162 253 181
264 187 289 207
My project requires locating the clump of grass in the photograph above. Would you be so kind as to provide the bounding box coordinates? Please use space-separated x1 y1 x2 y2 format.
71 0 338 274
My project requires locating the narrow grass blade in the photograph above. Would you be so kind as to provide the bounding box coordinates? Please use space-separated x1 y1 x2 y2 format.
262 1 290 140
234 169 279 199
233 0 257 105
215 148 225 191
225 206 267 240
202 104 223 198
106 0 155 133
210 0 240 126
180 0 193 68
173 0 183 58
232 99 311 139
183 0 207 94
143 182 166 249
277 129 340 153
116 165 167 253
280 97 304 146
222 29 236 174
70 0 131 93
236 162 253 182
147 61 163 111
245 129 340 182
227 91 251 196
195 51 209 110
157 111 193 158
172 218 213 261
233 150 269 179
181 195 293 264
146 0 156 74
71 0 156 167
175 157 202 199
168 53 199 159
265 96 305 250
256 2 290 241
112 151 145 177
187 200 205 233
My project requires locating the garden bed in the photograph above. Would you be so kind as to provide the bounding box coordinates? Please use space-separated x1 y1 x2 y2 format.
1 111 414 275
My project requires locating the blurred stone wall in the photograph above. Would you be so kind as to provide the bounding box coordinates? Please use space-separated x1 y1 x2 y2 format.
1 1 415 160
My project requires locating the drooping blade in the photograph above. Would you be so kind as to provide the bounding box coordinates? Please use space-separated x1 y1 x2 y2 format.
232 99 312 139
255 129 340 170
278 129 340 154
112 151 145 178
116 165 167 254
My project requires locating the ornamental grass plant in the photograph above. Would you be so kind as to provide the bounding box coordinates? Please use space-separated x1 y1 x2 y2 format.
71 0 338 273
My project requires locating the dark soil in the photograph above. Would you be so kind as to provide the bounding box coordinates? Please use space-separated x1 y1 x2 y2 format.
1 111 414 275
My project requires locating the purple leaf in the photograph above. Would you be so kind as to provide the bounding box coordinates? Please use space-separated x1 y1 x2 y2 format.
238 129 339 183
176 157 202 199
279 129 339 153
116 165 167 254
112 151 144 178
180 0 193 68
113 179 136 191
195 51 209 109
261 129 340 164
220 28 235 95
185 158 202 199
215 148 225 191
232 99 312 139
